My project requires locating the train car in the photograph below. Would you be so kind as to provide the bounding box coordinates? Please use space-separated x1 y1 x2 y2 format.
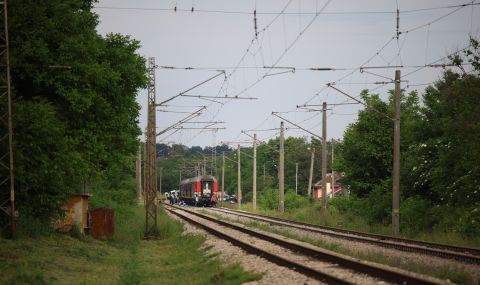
179 175 218 206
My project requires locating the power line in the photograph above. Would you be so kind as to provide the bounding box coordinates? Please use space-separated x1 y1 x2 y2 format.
156 71 225 106
327 84 393 120
272 112 321 139
301 0 477 106
232 0 333 97
94 3 480 16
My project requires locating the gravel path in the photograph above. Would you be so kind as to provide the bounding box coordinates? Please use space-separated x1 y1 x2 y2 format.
200 208 479 284
167 207 392 285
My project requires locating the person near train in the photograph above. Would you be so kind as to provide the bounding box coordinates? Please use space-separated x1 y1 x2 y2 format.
210 194 217 207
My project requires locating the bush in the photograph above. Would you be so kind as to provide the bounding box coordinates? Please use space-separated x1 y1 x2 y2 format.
457 205 480 237
257 188 278 210
242 191 252 203
284 191 309 210
328 196 356 213
17 215 54 238
257 188 309 211
400 197 436 234
359 184 391 225
429 204 480 238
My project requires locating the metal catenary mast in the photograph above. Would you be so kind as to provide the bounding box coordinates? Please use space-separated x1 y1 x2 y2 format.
144 57 158 238
0 0 15 238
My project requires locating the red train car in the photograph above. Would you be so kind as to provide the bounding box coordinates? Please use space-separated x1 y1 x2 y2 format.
179 175 218 206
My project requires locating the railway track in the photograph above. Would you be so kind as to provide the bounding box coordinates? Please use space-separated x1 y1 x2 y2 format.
164 203 446 285
207 206 480 265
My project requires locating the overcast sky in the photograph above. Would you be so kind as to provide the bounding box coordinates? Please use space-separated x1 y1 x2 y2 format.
93 0 479 147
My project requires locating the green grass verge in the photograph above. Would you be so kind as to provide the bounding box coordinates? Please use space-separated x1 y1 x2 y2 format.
0 205 261 285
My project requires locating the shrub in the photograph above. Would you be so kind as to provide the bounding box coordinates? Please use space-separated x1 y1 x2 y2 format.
284 191 309 210
242 191 252 203
258 188 309 211
359 184 391 225
328 196 356 213
400 197 436 234
257 188 278 210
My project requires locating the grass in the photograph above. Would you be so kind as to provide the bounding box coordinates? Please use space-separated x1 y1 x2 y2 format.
208 207 478 285
0 204 262 285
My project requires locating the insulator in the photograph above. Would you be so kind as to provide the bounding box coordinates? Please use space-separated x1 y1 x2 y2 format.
254 10 258 38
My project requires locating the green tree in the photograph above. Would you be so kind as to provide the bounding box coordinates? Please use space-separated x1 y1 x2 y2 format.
1 0 147 223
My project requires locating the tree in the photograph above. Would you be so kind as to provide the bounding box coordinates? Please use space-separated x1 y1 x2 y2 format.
1 0 147 223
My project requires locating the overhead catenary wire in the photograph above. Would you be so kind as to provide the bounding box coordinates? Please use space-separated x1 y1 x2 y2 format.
272 112 321 139
95 2 480 16
230 0 333 98
302 0 477 106
134 1 478 147
327 84 393 120
156 71 225 106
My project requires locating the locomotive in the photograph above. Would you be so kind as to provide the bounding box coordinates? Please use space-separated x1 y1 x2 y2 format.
179 175 218 206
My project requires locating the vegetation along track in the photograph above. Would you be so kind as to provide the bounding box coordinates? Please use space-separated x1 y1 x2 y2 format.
164 203 446 285
209 207 480 265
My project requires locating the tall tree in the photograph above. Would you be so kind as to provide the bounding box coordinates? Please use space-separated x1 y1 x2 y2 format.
2 0 147 221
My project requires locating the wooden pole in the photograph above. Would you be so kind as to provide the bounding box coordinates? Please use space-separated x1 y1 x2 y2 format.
222 151 225 207
331 139 335 198
392 70 401 237
253 133 257 210
295 163 298 195
136 144 143 204
308 147 315 197
237 144 242 209
278 122 285 213
322 102 327 211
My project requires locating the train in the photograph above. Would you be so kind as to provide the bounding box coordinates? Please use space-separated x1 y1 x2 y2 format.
179 175 218 206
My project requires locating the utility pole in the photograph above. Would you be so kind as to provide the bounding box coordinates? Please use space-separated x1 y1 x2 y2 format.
203 156 206 176
144 57 158 238
392 70 401 237
237 144 242 209
331 139 335 198
295 163 298 195
278 122 285 213
143 133 147 205
222 151 225 207
0 0 15 238
308 147 315 197
136 144 143 204
253 133 257 210
263 164 266 189
321 102 328 212
159 167 162 195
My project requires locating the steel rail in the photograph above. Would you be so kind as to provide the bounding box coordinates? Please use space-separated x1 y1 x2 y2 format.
164 203 446 285
210 207 480 264
164 205 354 285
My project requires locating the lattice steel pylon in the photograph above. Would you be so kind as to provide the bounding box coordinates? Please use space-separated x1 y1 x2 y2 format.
0 0 15 238
144 57 158 238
